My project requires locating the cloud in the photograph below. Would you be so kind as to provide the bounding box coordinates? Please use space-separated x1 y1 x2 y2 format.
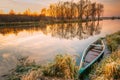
0 0 46 13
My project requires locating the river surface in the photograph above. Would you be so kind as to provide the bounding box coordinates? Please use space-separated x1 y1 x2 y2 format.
0 20 120 77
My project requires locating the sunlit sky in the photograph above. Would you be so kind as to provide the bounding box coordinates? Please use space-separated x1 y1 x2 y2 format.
0 0 120 17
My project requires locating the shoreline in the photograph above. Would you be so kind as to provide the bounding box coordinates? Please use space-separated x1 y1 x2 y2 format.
0 17 120 27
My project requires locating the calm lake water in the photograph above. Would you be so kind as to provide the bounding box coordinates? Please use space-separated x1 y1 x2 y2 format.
0 20 120 76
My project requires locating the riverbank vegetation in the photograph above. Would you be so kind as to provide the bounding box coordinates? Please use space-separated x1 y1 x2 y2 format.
89 31 120 80
89 50 120 80
106 31 120 52
6 55 78 80
0 0 104 23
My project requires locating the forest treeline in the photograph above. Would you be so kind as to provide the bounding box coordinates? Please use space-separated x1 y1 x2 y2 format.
0 0 104 22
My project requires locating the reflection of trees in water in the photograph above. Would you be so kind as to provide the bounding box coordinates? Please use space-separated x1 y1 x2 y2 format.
0 24 47 36
48 20 102 39
0 21 101 40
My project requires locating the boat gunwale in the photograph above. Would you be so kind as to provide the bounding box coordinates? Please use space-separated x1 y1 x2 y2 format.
79 39 105 74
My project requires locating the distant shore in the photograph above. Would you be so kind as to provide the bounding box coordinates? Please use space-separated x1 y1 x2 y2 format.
0 16 120 27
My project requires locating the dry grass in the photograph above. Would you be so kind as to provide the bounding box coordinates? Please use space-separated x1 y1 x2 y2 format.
106 31 120 52
21 69 42 80
21 54 79 80
89 50 120 80
7 54 78 80
7 56 40 80
42 54 79 79
89 31 120 80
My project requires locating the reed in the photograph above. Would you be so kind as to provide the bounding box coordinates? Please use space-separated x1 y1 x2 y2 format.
7 54 78 80
42 54 79 79
21 69 42 80
21 54 79 80
7 56 40 80
89 50 120 80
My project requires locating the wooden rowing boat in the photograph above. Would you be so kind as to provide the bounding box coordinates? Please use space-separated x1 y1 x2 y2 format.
79 39 105 75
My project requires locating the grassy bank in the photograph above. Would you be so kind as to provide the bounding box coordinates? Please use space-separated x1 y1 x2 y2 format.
106 31 120 52
89 31 120 80
6 55 78 80
89 50 120 80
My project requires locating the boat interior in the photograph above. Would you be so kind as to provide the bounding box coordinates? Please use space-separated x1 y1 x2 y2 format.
82 40 103 67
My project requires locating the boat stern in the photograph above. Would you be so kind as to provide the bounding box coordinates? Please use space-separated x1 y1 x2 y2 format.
79 68 84 74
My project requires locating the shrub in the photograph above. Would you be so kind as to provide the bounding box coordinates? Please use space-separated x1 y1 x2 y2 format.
42 54 79 79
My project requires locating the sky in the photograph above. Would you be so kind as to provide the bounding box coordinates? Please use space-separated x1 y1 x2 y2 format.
0 0 120 17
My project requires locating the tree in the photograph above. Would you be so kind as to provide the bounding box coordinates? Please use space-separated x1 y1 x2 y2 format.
77 0 86 21
39 0 104 21
84 0 91 20
59 1 64 20
96 3 104 20
32 12 39 16
0 9 4 14
9 9 15 15
23 8 31 15
49 4 57 18
90 3 97 20
64 1 70 19
71 2 78 19
41 8 47 16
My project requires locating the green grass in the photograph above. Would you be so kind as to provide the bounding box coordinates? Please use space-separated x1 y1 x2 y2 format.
106 31 120 52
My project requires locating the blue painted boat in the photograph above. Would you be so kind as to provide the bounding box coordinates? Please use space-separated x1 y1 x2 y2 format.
79 39 105 75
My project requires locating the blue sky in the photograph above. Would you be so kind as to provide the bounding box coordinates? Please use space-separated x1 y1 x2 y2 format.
0 0 120 16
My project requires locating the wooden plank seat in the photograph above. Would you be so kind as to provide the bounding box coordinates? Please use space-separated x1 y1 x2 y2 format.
91 44 102 47
88 50 100 56
91 49 102 53
94 45 103 50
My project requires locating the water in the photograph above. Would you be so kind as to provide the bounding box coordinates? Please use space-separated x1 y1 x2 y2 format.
0 20 120 77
